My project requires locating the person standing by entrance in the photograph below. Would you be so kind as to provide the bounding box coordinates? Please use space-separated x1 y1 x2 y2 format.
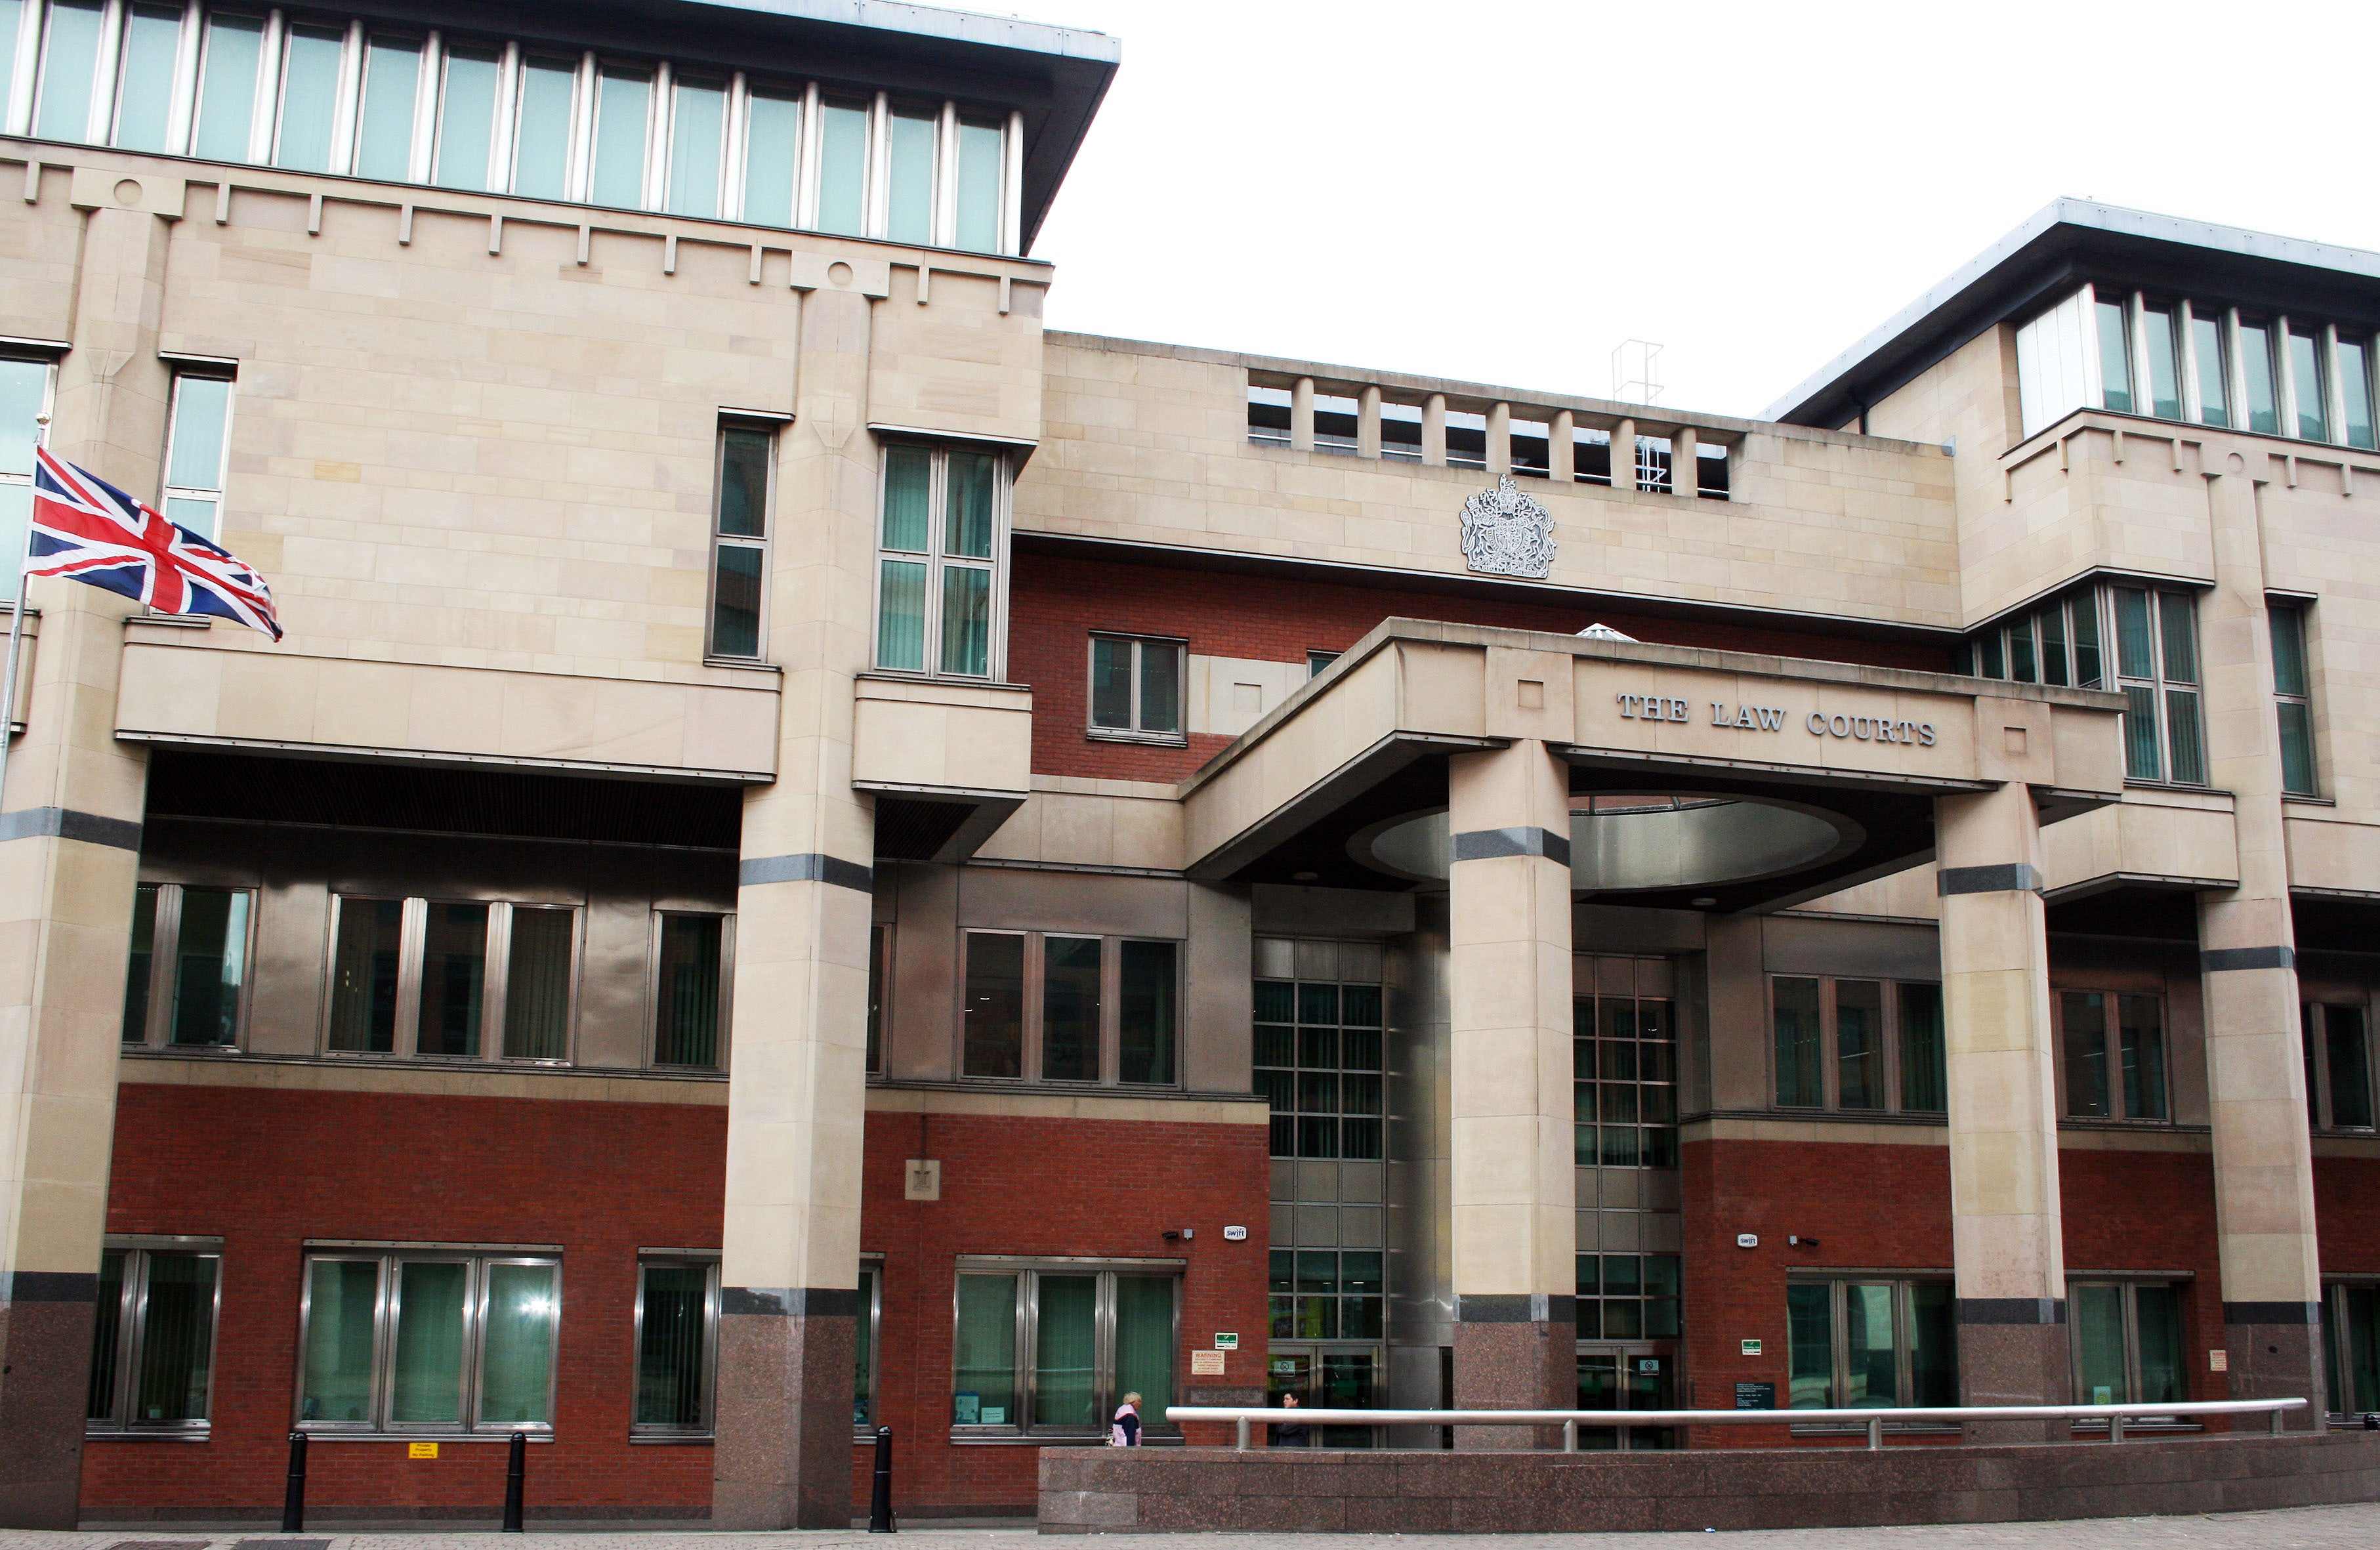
1110 1392 1144 1446
1270 1389 1308 1447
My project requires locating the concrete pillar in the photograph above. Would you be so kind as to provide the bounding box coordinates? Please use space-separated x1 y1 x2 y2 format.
1289 376 1315 451
2196 453 2324 1423
1549 410 1574 482
1422 393 1446 467
1934 779 2069 1436
711 284 877 1528
1486 402 1511 476
1673 426 1698 496
1358 384 1382 459
0 204 166 1528
1612 417 1635 491
1446 738 1576 1439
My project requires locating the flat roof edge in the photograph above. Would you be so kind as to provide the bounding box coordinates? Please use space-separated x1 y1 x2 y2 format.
679 0 1121 62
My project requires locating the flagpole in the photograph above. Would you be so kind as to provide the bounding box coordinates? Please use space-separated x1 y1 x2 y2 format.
0 411 47 812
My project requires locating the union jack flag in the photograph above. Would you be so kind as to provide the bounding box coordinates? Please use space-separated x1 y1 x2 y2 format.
28 447 283 641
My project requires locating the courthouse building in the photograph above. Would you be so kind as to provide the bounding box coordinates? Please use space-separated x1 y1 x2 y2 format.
0 0 2375 1529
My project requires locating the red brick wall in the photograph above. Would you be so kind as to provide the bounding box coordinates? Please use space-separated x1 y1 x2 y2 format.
855 1108 1270 1517
1679 1137 2229 1447
2314 1155 2380 1275
84 1083 1269 1521
1009 550 1953 783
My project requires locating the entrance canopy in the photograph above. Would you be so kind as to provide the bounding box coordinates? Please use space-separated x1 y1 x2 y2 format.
1179 619 2127 913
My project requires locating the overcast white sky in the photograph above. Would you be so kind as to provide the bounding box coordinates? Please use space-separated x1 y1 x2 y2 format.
997 0 2380 420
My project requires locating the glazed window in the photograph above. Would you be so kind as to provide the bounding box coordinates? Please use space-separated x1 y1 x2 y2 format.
1509 415 1549 476
108 3 183 153
2140 303 2182 421
2303 1003 2374 1132
2270 601 2317 797
30 0 102 141
2321 1281 2379 1418
354 34 427 181
951 1260 1177 1437
272 21 345 172
2060 991 2167 1121
2070 1280 2185 1408
1379 399 1423 462
1254 937 1384 1160
323 897 582 1063
1572 424 1613 486
122 883 253 1049
1696 442 1730 499
1965 586 2198 785
632 1255 718 1436
664 75 731 219
1444 408 1487 471
1576 962 1678 1167
589 64 655 207
297 1249 560 1434
961 931 1179 1087
0 356 53 572
1771 977 1945 1116
1270 1249 1382 1340
2239 320 2282 435
2095 295 2134 413
865 923 889 1074
854 1259 883 1431
161 372 234 541
708 423 775 660
508 55 577 199
2190 310 2230 428
87 1240 221 1436
875 444 1007 680
1306 650 1341 677
192 11 266 162
2288 326 2330 442
1245 384 1291 446
432 43 502 192
2340 337 2377 450
1634 434 1672 493
652 911 730 1070
1087 635 1184 744
1785 1278 1956 1410
1577 1253 1681 1340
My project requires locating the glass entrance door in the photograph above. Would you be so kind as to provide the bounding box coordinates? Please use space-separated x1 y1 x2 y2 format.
1266 1345 1380 1447
1576 1348 1676 1449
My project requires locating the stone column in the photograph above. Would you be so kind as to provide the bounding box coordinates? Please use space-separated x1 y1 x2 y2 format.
1548 410 1574 482
2196 453 2324 1423
1612 417 1635 492
712 284 877 1528
1445 738 1576 1440
1673 427 1698 497
1357 385 1382 459
1289 376 1315 451
1486 402 1511 476
1935 779 2069 1436
0 202 166 1528
1422 393 1446 467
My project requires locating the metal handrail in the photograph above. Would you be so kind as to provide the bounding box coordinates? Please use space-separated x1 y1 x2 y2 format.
1167 1398 2309 1452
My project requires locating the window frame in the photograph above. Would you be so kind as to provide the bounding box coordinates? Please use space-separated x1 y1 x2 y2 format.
854 1254 883 1435
0 353 58 579
630 1251 720 1438
87 1235 224 1438
1574 974 1680 1169
1253 941 1387 1161
2321 1278 2380 1419
947 1257 1180 1440
1084 632 1186 745
1785 1274 1957 1417
1767 976 1946 1116
705 418 778 662
2269 598 2318 798
123 879 257 1050
293 1245 563 1436
647 908 734 1072
2303 1001 2375 1133
320 894 584 1064
159 367 236 541
871 440 1012 682
2067 1276 2189 1412
957 928 1182 1089
2056 989 2169 1123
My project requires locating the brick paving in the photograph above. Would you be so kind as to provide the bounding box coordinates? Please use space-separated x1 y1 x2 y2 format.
10 1501 2380 1549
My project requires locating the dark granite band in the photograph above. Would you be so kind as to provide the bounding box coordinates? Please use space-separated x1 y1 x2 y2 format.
1956 1296 2066 1325
1455 1293 1576 1324
738 852 875 893
3 1270 100 1301
1450 827 1572 867
1938 863 2043 896
0 806 142 850
2202 946 2295 973
2223 1300 2322 1325
721 1285 862 1317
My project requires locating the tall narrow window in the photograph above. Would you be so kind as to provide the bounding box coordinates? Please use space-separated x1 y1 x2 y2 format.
814 96 869 235
2322 1281 2379 1417
2305 1005 2374 1132
2118 994 2167 1122
2112 587 2203 784
864 923 887 1074
120 883 253 1049
2064 991 2165 1121
885 104 936 243
328 897 404 1053
1041 935 1101 1082
2240 320 2281 435
708 425 772 659
2290 327 2330 442
2064 990 2110 1118
2095 296 2133 413
1574 974 1678 1167
162 373 234 539
2157 591 2203 785
433 45 500 191
2070 1282 2184 1406
1086 635 1184 742
1898 982 1946 1114
1772 976 1822 1108
123 883 158 1043
354 35 424 180
2142 304 2182 420
875 444 1006 680
502 907 573 1061
2270 601 2316 797
854 1261 881 1427
416 902 488 1058
0 356 52 576
112 3 184 153
654 913 726 1069
273 23 345 172
665 76 728 219
0 1 23 129
633 1257 717 1434
589 66 651 208
33 0 104 142
741 88 801 226
2038 598 2070 686
1117 940 1177 1086
192 11 264 163
1255 944 1385 1160
2343 337 2378 451
954 114 1005 252
87 1242 221 1435
962 931 1024 1078
510 56 577 200
2191 311 2230 427
1834 980 1881 1111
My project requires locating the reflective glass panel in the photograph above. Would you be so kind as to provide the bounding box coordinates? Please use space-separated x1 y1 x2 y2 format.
2097 298 2133 413
113 4 184 152
2342 339 2377 450
1033 1274 1097 1427
816 98 868 235
34 0 103 142
192 12 263 163
962 932 1023 1078
2119 994 2165 1120
2144 305 2181 419
0 2 20 130
2164 688 2205 785
939 564 990 676
0 356 45 477
946 451 997 557
955 115 1003 251
2135 1284 2182 1404
123 882 156 1042
390 1260 468 1424
416 902 487 1057
1844 1284 1898 1406
133 1251 217 1425
503 907 572 1060
2291 328 2329 442
654 913 722 1067
634 1263 709 1427
1089 637 1131 728
886 105 934 243
952 1273 1016 1425
717 427 770 536
1772 976 1822 1107
479 1262 556 1425
1836 980 1881 1110
433 47 499 191
2071 592 2104 687
710 543 761 658
1041 935 1100 1081
665 78 726 218
1118 940 1177 1085
2114 587 2154 679
167 376 232 492
1899 981 1946 1112
511 56 576 199
301 1259 380 1423
354 35 422 180
2064 992 2108 1118
881 446 929 551
1138 640 1181 734
2270 602 2310 698
88 1248 124 1420
327 898 402 1053
2328 1007 2373 1129
2039 602 2068 686
875 558 925 671
170 887 248 1046
1786 1282 1833 1408
2192 312 2230 427
1908 1282 1957 1405
589 68 650 207
742 90 799 227
2279 700 2317 797
2122 684 2161 781
2072 1283 2125 1404
274 24 344 172
2241 322 2280 434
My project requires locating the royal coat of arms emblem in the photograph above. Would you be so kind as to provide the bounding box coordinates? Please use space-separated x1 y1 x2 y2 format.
1457 476 1556 579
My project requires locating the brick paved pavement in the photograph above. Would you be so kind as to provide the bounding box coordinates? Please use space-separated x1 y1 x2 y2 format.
8 1501 2380 1549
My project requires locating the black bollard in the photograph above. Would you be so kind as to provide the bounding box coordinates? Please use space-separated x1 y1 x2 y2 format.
503 1430 526 1532
280 1429 308 1532
867 1425 895 1533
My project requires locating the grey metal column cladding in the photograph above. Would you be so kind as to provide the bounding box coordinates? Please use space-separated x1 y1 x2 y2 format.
2221 1301 2322 1324
737 853 875 892
0 808 143 850
2200 946 2295 973
1936 862 2043 896
1454 1293 1577 1324
1450 827 1571 866
720 1287 864 1316
1955 1297 2068 1325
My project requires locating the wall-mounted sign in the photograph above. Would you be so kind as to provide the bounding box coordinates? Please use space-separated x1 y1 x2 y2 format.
1459 477 1555 579
1734 1381 1776 1410
1214 1332 1240 1351
1615 692 1934 746
1736 1233 1758 1248
1637 1358 1661 1374
1223 1225 1249 1241
1740 1338 1763 1356
409 1441 439 1459
1191 1350 1227 1375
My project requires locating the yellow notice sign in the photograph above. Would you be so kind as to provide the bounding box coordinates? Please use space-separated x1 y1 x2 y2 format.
408 1442 439 1459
